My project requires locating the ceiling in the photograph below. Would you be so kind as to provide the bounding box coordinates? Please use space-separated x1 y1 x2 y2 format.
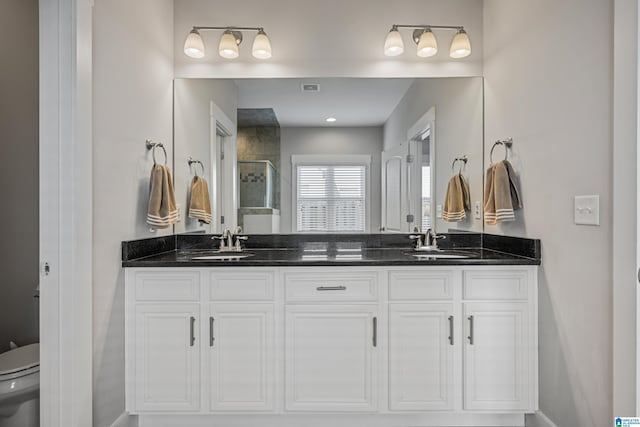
234 78 415 127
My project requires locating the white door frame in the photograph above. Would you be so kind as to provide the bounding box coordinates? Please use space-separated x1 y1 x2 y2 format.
210 101 237 232
407 107 436 232
39 0 93 426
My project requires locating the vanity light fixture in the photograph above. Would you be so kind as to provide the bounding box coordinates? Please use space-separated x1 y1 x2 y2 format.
384 24 471 59
325 117 337 123
183 26 272 60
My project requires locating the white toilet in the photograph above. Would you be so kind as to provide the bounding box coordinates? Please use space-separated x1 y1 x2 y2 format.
0 344 39 427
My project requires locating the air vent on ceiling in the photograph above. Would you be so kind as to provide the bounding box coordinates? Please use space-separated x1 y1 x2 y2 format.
301 83 320 93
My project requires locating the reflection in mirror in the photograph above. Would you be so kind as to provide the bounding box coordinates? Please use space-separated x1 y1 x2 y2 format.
173 77 483 235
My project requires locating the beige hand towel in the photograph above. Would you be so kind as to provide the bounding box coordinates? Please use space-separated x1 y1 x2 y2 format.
460 173 471 212
146 165 179 228
484 161 516 224
503 160 522 210
443 174 469 222
188 176 212 224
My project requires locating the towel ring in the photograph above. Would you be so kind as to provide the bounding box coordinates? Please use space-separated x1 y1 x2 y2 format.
188 157 205 177
451 155 468 174
490 138 513 163
146 140 168 166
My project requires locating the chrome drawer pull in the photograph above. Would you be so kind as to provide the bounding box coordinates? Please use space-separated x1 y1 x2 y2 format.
190 316 196 347
468 315 474 345
448 315 454 345
316 285 347 291
373 316 378 347
209 317 215 347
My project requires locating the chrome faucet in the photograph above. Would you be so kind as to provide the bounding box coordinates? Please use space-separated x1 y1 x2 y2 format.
211 227 248 252
409 227 446 251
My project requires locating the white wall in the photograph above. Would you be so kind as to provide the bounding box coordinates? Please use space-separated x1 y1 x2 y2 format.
280 127 383 233
174 78 238 234
383 77 484 233
92 0 174 426
483 1 612 426
173 0 483 78
0 0 39 353
612 0 638 416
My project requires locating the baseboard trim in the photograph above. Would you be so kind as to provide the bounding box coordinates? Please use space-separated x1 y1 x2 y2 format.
139 413 524 427
527 411 559 427
110 412 134 427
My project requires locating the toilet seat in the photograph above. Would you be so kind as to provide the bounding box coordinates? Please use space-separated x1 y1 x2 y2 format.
0 344 39 381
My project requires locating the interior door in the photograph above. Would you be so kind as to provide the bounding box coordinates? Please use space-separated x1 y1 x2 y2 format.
381 144 408 232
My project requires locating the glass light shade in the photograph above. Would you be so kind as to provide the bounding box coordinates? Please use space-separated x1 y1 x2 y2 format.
450 30 471 58
184 29 205 58
417 30 438 58
219 31 239 59
384 29 404 57
252 31 272 59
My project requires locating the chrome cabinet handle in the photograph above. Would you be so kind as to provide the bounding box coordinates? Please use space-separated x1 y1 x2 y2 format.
468 315 474 345
190 316 196 347
448 315 454 345
373 316 378 348
316 285 347 291
209 317 215 347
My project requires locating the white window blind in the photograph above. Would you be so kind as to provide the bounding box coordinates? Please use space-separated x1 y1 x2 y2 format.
296 165 367 232
421 165 432 231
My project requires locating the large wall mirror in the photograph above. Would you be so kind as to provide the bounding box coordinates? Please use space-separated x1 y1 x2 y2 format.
173 77 484 235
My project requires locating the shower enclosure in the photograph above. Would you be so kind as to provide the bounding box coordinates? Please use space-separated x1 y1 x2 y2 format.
238 160 276 208
237 160 280 233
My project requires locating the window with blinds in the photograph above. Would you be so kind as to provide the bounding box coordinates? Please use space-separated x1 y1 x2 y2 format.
296 165 367 232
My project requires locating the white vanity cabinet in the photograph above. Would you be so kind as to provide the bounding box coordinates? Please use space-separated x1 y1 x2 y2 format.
283 270 379 412
125 264 538 426
386 267 538 413
125 268 277 414
461 270 536 411
133 303 201 412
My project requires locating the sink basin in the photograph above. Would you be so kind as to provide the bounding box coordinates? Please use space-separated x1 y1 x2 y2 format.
192 253 254 260
411 253 470 259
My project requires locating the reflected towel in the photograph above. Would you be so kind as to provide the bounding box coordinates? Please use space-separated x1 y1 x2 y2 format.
188 176 212 224
504 160 522 210
484 161 518 224
146 165 179 228
443 174 470 222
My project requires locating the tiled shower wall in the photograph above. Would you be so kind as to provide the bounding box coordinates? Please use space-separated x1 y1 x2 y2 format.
237 126 281 209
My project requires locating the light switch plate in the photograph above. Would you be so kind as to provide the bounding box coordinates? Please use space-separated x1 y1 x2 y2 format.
574 195 599 226
436 204 442 219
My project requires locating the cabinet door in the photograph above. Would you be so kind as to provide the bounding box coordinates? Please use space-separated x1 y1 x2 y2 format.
285 305 378 412
388 304 454 411
209 304 275 412
463 302 530 411
134 304 200 412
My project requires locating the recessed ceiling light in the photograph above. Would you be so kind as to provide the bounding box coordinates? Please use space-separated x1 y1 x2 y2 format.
326 117 337 123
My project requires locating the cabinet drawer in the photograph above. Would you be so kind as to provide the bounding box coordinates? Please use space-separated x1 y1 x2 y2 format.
134 271 200 301
463 270 529 300
388 270 454 300
284 271 378 302
209 270 275 301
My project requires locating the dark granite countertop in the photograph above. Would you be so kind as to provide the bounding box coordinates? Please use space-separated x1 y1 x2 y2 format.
122 247 539 267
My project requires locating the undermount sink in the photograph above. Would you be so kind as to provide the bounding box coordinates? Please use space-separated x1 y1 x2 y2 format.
191 253 254 260
404 249 472 259
411 253 470 259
